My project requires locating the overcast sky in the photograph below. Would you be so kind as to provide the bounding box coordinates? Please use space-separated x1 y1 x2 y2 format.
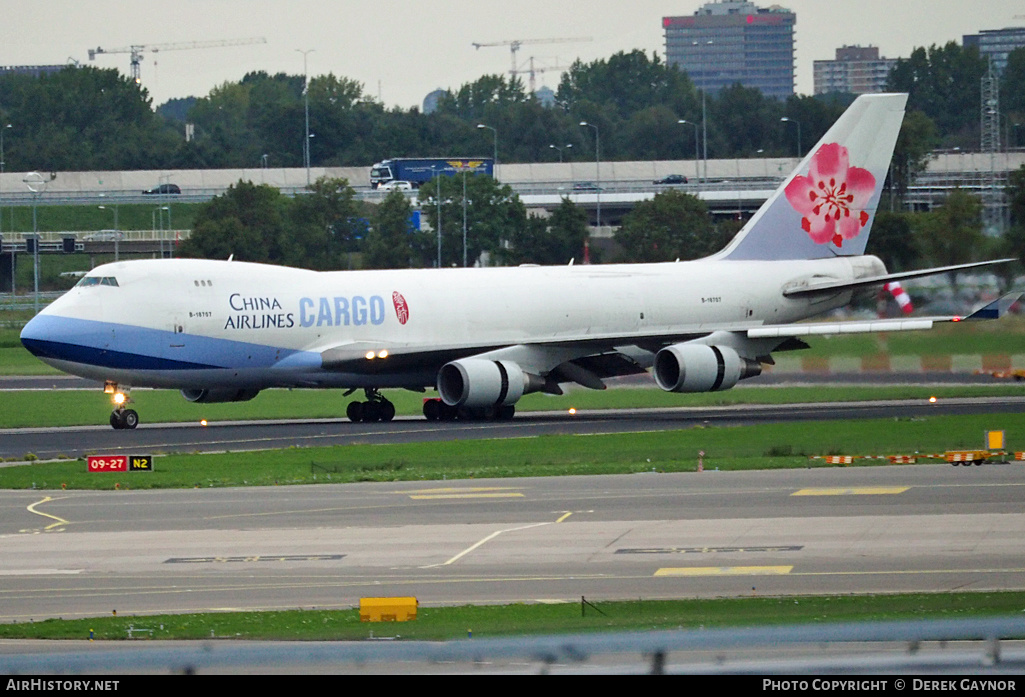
3 1 1022 109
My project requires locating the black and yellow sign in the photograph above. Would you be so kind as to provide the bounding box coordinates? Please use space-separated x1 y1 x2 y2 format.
128 455 153 472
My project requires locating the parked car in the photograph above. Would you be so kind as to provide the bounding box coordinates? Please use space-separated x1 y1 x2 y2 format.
378 180 413 192
83 230 123 241
654 174 688 185
143 183 181 195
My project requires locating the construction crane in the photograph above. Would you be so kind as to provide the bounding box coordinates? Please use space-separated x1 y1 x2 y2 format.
510 57 571 94
472 37 592 81
87 37 267 85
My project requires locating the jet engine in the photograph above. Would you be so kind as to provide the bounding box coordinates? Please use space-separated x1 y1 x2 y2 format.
653 343 761 393
437 358 544 408
180 388 262 403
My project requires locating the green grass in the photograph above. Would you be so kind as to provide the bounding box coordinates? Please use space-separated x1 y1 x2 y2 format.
5 411 1023 489
0 384 1022 429
2 592 1022 641
1 202 201 235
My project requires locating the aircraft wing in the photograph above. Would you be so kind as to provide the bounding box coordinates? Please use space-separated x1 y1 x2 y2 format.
748 292 1021 339
782 259 1015 297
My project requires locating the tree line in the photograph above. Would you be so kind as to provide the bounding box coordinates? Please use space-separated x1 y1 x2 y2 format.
2 43 1023 174
4 43 1025 287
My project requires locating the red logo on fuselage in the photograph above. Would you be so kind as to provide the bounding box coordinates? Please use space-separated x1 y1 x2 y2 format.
392 291 409 325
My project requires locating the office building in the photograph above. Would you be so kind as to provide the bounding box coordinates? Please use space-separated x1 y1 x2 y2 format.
663 1 796 100
813 46 896 95
963 27 1025 74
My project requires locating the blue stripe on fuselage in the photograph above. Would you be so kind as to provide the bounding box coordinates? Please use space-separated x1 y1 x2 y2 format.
20 314 319 372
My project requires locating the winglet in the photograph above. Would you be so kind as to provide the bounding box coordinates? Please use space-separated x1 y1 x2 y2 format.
963 293 1021 321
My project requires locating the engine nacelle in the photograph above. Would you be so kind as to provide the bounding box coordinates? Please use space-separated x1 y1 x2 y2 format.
653 344 761 393
180 388 261 404
437 358 541 408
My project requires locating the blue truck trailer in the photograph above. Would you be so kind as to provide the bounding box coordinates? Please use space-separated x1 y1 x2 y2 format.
370 158 494 189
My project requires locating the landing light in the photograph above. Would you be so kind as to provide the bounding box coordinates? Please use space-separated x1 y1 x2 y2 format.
365 351 376 360
113 392 126 406
365 350 389 360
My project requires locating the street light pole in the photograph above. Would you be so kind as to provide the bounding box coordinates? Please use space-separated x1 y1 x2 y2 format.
0 123 9 298
297 49 315 187
98 204 119 261
434 167 442 268
781 117 802 159
462 170 467 268
477 124 497 179
549 143 572 163
579 122 600 231
678 119 700 184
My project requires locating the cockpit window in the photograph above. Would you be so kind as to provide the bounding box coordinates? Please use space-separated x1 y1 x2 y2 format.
76 276 119 288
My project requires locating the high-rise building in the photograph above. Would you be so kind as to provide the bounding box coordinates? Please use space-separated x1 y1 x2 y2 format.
963 27 1025 74
813 46 896 95
663 1 796 100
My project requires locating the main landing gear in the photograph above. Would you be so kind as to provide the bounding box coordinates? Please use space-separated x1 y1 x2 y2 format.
346 389 396 423
422 398 515 422
105 381 139 430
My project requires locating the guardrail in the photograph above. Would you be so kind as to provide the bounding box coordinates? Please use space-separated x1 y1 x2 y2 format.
0 616 1022 675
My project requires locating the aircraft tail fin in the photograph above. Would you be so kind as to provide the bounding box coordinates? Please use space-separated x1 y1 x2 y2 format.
716 93 908 261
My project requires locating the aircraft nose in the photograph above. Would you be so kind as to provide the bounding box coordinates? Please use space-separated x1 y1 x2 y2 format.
20 313 85 363
20 313 58 359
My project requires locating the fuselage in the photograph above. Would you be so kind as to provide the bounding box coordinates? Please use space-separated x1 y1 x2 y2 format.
20 255 882 391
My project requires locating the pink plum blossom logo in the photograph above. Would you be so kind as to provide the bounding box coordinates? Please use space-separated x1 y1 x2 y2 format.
392 291 409 325
784 143 876 248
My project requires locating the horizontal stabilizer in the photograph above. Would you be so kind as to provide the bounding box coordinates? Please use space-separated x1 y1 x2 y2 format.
963 292 1022 321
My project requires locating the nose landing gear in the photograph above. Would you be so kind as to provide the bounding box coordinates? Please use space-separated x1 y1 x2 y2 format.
105 381 139 430
110 407 139 430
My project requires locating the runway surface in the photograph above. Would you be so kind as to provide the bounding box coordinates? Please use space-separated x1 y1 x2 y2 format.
1 464 1023 623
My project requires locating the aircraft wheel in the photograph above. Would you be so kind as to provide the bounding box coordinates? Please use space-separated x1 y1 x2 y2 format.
346 401 364 423
110 411 123 430
379 400 396 422
498 405 516 420
423 399 440 421
122 409 139 430
362 400 382 422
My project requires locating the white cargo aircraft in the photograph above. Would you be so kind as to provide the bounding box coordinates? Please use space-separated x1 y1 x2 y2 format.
20 93 1016 429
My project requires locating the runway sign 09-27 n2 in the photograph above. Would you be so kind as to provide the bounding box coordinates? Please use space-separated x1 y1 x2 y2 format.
86 455 154 473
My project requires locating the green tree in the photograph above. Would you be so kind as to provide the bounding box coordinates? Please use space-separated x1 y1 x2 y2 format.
888 110 938 205
614 190 726 262
416 174 527 267
178 181 290 263
0 65 177 171
363 190 416 269
913 189 984 286
288 177 367 270
500 198 590 265
866 211 919 272
887 43 988 147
